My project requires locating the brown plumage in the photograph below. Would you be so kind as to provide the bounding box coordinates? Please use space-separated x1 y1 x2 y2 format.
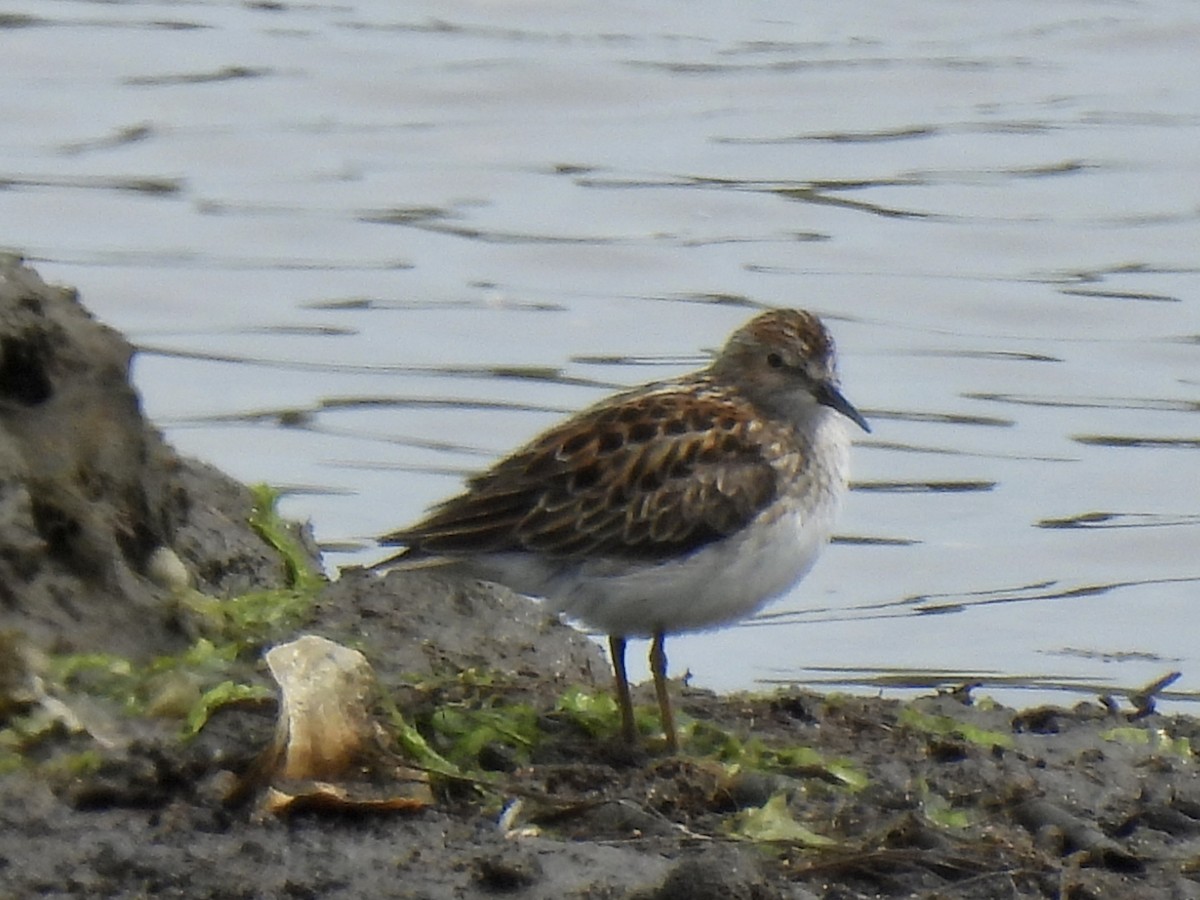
375 308 869 752
379 383 787 563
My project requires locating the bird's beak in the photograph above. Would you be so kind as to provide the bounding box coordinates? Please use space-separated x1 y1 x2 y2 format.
815 381 871 433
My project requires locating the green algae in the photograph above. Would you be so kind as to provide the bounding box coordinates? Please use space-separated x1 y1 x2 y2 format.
899 707 1015 750
1 484 325 766
729 792 835 846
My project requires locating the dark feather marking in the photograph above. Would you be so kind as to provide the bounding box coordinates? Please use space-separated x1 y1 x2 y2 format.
386 382 787 563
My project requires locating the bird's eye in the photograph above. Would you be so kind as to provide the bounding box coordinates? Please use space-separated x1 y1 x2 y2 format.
766 352 784 369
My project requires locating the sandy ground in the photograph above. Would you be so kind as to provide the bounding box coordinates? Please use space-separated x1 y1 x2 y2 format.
3 255 1200 899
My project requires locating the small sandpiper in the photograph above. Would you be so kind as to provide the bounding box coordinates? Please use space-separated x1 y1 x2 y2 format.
376 308 869 751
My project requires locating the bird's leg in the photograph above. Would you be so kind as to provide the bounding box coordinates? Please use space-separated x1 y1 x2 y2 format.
649 630 678 753
609 634 636 744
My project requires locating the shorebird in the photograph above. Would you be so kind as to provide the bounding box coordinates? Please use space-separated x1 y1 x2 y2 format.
376 308 868 751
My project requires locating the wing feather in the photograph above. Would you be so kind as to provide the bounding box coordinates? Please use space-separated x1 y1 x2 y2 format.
381 381 786 562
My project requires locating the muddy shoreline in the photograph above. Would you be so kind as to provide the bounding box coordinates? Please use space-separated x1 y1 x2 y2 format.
2 256 1198 899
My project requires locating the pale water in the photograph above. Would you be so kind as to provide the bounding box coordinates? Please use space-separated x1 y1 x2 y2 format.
3 0 1198 709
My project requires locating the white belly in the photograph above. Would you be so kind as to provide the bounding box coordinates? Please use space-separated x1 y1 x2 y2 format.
550 499 838 636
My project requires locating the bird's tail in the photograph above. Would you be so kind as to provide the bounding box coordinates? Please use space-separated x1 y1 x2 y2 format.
366 548 462 574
